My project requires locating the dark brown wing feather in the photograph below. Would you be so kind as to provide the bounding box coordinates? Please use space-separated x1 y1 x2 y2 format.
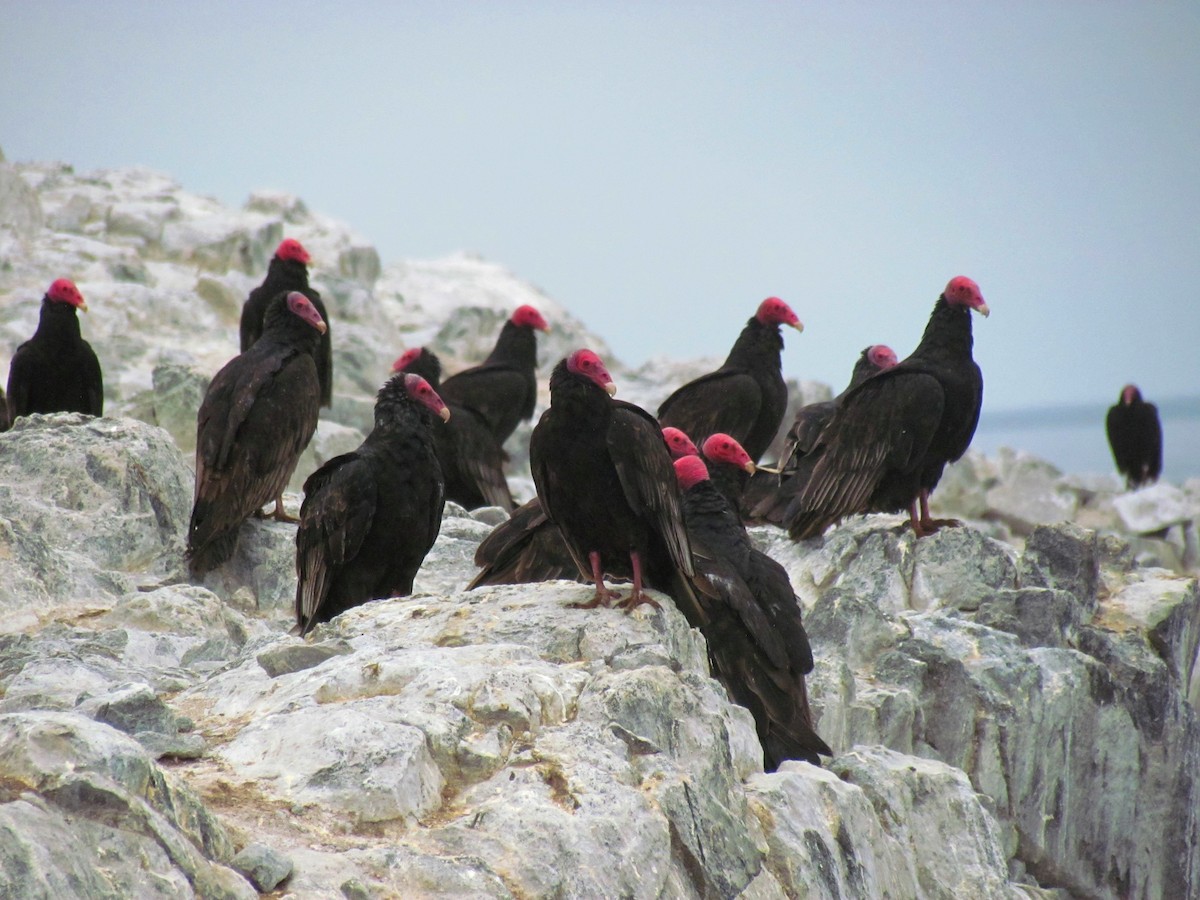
607 404 694 578
295 454 378 631
468 498 583 588
438 367 534 445
783 372 944 540
657 370 762 455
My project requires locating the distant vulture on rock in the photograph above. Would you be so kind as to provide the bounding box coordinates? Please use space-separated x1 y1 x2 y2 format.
529 350 695 610
469 423 702 590
674 454 831 769
746 344 898 524
187 291 326 575
240 238 334 406
658 297 802 462
1106 384 1162 490
437 304 549 447
393 347 514 511
6 278 103 422
775 277 988 540
294 373 449 635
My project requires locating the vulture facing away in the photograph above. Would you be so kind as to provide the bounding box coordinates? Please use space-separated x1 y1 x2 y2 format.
776 277 988 540
674 454 831 769
437 304 549 447
746 344 898 524
393 347 515 511
240 238 334 406
530 350 695 610
6 278 103 422
1106 384 1162 490
658 297 802 462
187 291 326 575
294 373 449 635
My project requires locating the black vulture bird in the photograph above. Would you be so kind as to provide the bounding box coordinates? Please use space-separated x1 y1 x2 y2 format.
294 373 449 635
658 297 803 462
393 347 514 510
468 424 700 590
437 305 549 446
776 277 988 540
529 349 694 610
240 238 334 406
1106 384 1162 490
6 278 103 421
187 291 326 574
746 343 898 524
674 453 831 769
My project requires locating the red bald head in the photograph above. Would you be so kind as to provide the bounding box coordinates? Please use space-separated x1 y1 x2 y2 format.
702 433 756 473
47 278 87 311
286 291 327 333
511 305 549 331
404 373 451 421
755 297 803 331
566 349 616 395
662 427 699 459
276 238 311 265
944 276 988 316
868 344 899 370
674 455 710 491
1121 384 1142 405
392 347 424 373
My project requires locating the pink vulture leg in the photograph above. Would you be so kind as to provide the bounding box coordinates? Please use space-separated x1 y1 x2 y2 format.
917 489 962 534
617 550 662 613
271 493 300 524
907 498 931 537
570 551 621 609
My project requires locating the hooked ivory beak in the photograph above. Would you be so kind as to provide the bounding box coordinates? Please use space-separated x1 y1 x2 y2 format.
439 407 452 422
604 382 617 396
974 303 990 318
743 461 757 474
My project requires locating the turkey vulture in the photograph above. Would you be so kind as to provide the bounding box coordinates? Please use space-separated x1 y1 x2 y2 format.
745 344 898 524
6 278 103 421
187 291 326 575
294 373 449 635
674 454 830 768
777 277 988 540
469 423 702 590
529 350 695 610
699 432 757 508
437 304 549 446
393 347 515 510
658 297 802 462
240 238 334 407
1106 384 1162 490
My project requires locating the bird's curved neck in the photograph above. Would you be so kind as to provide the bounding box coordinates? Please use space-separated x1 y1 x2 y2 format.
913 295 973 362
36 299 82 341
484 321 537 368
724 318 782 369
267 257 310 288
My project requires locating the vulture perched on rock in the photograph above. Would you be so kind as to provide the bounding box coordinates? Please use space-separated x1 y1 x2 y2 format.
746 344 898 524
699 433 757 508
674 454 831 769
529 350 695 610
658 297 802 462
393 347 515 511
1106 384 1162 490
294 373 449 635
437 305 549 447
469 424 701 590
6 278 103 422
187 291 326 575
240 238 334 406
775 277 988 540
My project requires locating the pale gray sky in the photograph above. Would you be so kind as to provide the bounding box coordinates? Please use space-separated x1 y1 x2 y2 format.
3 2 1198 414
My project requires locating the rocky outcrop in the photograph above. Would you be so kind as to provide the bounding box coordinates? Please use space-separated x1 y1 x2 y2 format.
1 158 1198 897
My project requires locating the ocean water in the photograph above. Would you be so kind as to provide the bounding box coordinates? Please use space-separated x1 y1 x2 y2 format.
973 396 1200 482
